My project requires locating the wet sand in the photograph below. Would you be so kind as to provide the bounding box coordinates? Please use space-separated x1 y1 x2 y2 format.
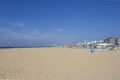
0 47 120 80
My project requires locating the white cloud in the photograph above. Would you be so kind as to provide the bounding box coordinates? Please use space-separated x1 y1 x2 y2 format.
0 18 63 43
0 26 58 41
0 19 7 24
57 28 63 32
11 22 25 27
0 18 25 28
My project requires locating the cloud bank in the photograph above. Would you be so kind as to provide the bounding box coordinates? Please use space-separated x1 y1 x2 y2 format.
0 18 65 46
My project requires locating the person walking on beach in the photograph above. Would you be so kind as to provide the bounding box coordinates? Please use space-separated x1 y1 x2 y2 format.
90 46 93 53
90 46 96 53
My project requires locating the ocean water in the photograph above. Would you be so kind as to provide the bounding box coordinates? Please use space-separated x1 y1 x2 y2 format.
0 46 52 49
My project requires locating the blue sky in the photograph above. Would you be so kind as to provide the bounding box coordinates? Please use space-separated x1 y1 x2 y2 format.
0 0 120 46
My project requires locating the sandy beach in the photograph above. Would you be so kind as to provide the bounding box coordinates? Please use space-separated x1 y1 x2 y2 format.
0 47 120 80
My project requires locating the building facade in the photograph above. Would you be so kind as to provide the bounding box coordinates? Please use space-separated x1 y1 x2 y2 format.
104 37 119 45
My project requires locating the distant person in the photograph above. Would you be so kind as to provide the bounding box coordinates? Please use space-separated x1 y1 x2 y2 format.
90 46 93 53
114 45 119 51
94 46 97 51
90 46 96 53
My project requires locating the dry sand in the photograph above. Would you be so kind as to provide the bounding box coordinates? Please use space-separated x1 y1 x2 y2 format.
0 47 120 80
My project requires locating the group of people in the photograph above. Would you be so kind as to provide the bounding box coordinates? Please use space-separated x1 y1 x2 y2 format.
110 45 120 51
64 44 120 53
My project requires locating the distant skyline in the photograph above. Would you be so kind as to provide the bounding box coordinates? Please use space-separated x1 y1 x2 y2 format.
0 0 120 46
